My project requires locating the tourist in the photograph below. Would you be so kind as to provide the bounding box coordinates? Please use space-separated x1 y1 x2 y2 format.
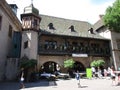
20 68 25 89
97 67 102 78
107 67 111 76
91 67 96 78
103 68 108 78
110 66 116 85
75 71 81 88
116 73 120 86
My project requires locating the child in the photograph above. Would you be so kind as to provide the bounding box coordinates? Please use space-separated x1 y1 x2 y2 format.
75 71 81 88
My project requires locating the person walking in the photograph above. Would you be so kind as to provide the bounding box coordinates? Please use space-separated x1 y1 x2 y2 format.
97 67 102 78
75 71 81 88
20 68 25 89
116 73 120 86
91 67 96 78
110 66 116 85
104 68 108 78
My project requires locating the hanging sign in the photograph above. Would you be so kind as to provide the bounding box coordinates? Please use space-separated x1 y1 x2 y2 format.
72 53 88 57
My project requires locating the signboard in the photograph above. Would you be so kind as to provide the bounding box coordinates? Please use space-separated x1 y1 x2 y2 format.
72 54 88 57
86 68 92 79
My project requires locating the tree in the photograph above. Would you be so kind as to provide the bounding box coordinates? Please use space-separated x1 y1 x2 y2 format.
103 0 120 32
20 56 37 82
20 57 37 69
64 58 75 68
64 59 75 78
90 59 105 68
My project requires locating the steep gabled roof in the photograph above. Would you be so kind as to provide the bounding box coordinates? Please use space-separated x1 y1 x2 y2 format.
40 14 108 40
93 17 105 32
0 0 22 31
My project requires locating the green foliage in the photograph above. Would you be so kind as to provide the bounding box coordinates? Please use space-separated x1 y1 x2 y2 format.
90 59 105 67
64 59 75 68
20 56 37 69
103 0 120 32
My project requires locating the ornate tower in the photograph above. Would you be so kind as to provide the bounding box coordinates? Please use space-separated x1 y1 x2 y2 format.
20 3 41 59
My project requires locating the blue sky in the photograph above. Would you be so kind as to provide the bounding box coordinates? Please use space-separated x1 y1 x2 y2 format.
91 0 112 5
6 0 116 24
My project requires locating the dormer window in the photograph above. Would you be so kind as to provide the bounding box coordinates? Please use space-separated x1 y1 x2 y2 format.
88 28 94 34
69 25 75 32
48 23 55 30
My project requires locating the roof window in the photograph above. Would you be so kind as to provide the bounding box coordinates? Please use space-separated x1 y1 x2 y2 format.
48 23 55 30
69 25 75 32
88 28 94 34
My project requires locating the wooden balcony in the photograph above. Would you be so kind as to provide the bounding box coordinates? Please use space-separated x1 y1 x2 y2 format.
38 44 111 56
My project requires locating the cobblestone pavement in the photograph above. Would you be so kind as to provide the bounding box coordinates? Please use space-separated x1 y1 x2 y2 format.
0 78 120 90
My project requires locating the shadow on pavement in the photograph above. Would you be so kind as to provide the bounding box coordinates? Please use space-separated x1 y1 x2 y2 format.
79 85 88 88
0 80 51 90
0 82 20 90
23 80 50 89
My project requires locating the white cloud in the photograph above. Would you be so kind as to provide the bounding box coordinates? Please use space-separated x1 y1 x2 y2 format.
6 0 115 24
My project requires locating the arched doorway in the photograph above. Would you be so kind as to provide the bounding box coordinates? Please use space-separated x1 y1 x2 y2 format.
73 61 85 72
43 61 58 73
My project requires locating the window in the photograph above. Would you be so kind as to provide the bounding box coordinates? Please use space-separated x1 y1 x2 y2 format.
34 19 37 26
14 44 17 49
25 17 29 21
69 25 75 32
80 42 84 46
72 42 78 45
48 23 55 30
65 41 69 47
52 41 57 49
117 40 120 49
8 25 13 38
0 16 2 30
72 42 78 50
45 40 57 49
88 28 94 34
24 41 28 49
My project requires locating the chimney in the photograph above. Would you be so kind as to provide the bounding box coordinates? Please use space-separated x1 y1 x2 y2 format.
99 14 104 19
9 4 18 15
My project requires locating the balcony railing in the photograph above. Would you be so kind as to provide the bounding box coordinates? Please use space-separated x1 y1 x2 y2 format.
38 44 111 56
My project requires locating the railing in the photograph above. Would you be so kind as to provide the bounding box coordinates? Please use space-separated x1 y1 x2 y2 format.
38 44 111 56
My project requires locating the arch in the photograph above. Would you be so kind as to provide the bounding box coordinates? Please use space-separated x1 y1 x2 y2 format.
42 61 60 73
73 61 85 72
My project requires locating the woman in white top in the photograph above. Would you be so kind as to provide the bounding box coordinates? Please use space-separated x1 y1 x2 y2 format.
110 66 116 85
